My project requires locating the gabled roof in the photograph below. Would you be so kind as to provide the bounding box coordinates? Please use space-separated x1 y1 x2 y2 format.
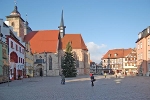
61 34 88 50
24 30 59 53
102 48 133 59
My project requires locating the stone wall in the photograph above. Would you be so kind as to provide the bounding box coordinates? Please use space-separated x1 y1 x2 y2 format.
33 52 59 76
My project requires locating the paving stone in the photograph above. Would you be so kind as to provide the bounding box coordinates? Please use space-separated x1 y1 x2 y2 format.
0 75 150 100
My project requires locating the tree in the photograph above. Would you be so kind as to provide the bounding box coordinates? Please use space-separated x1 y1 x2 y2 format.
61 42 77 77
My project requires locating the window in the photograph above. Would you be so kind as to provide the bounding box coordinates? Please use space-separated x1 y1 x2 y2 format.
76 59 79 68
148 38 150 46
140 42 142 49
22 49 24 54
16 44 18 51
11 22 15 27
147 27 150 33
114 53 117 57
11 41 13 48
138 44 139 49
49 56 52 70
19 57 20 63
128 58 130 61
125 63 127 66
19 47 21 52
125 58 127 61
148 50 150 58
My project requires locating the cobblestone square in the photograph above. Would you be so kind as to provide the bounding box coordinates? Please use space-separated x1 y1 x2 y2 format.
0 75 150 100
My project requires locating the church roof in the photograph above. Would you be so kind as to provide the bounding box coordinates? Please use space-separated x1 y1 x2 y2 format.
24 30 59 53
61 34 88 51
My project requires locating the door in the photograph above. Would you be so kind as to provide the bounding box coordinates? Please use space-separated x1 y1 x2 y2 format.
14 68 16 80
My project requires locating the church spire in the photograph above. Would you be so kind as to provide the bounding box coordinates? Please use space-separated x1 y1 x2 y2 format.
58 9 66 38
60 10 64 26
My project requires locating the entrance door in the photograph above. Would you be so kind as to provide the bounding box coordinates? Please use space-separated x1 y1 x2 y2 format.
14 68 16 80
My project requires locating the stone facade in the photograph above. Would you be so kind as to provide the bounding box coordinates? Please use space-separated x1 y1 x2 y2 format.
25 42 34 77
33 49 90 76
6 17 24 39
34 52 59 76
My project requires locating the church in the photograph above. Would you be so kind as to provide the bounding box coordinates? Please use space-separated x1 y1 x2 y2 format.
24 10 90 76
5 3 90 76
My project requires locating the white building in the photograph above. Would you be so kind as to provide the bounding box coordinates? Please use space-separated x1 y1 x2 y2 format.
0 19 25 80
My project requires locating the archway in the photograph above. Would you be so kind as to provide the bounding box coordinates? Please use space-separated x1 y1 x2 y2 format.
10 51 18 63
35 64 43 76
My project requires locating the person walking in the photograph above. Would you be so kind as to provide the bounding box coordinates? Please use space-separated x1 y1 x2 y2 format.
90 74 95 87
61 74 65 85
115 72 118 78
104 72 107 78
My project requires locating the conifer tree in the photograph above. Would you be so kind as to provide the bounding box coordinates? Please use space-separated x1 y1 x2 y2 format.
61 42 77 77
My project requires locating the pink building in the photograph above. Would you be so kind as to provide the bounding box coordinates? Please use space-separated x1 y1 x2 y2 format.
136 26 150 76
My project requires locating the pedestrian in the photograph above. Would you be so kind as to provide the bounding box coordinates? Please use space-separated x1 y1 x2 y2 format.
90 74 95 87
104 72 107 78
115 73 117 78
90 73 92 77
61 74 65 85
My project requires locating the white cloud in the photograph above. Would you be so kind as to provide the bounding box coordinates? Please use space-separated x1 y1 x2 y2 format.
86 42 108 64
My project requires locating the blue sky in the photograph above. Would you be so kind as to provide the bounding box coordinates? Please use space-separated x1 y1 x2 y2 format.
0 0 150 63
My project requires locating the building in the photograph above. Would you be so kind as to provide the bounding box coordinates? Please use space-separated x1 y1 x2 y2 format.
4 3 33 79
0 5 27 80
24 10 90 76
101 48 137 75
90 61 103 74
135 26 150 76
25 42 34 77
0 22 9 83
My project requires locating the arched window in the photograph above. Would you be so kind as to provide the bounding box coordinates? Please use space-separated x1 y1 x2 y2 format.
49 56 52 70
76 57 79 68
11 22 15 27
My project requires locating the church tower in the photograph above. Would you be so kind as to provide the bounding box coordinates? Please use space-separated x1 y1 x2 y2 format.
6 1 25 39
58 10 66 38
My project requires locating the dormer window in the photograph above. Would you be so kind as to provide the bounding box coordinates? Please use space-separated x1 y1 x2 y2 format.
147 27 150 33
138 32 141 39
114 53 117 57
108 54 111 57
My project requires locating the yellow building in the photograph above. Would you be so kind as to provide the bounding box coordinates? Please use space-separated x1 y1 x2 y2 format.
25 42 34 77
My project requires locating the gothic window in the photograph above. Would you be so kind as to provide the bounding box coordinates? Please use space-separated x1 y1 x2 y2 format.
76 57 79 68
49 56 52 70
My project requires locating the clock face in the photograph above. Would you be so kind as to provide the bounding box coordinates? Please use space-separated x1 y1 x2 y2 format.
60 30 63 32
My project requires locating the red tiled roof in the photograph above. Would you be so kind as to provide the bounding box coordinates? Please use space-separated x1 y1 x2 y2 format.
24 30 59 53
61 34 88 50
101 48 133 59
